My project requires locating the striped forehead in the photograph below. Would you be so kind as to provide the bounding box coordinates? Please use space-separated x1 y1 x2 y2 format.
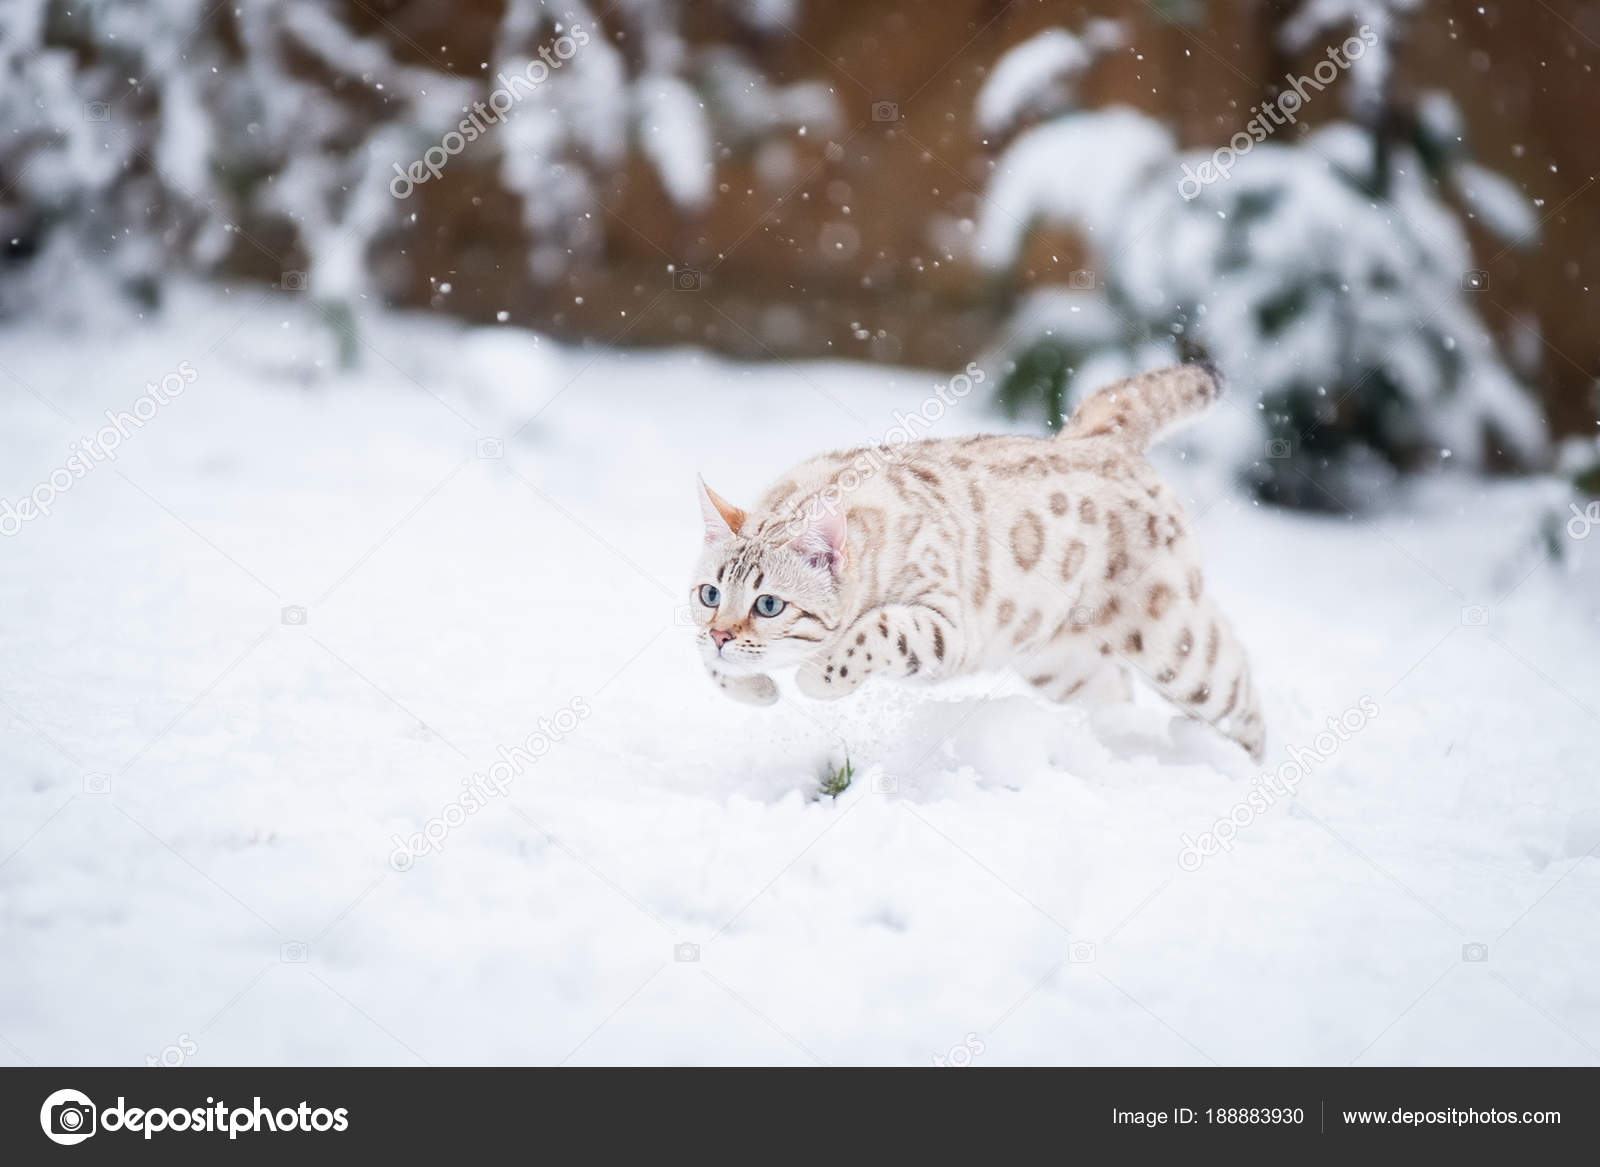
717 535 785 588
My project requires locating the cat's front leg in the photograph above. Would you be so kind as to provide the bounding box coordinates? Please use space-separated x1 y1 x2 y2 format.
796 603 960 700
706 666 779 706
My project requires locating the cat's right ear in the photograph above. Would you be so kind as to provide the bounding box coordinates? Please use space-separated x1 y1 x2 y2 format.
698 475 746 543
787 503 847 576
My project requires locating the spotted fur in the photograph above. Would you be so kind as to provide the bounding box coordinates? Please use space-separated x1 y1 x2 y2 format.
690 363 1265 760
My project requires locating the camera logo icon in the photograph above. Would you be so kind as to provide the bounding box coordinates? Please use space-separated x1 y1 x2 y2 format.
1067 268 1096 290
1461 942 1489 963
674 942 700 963
280 941 309 963
671 268 702 291
871 101 899 122
83 102 112 123
872 774 898 794
1068 941 1097 964
1069 605 1096 627
1460 605 1488 627
1266 438 1293 460
673 603 698 627
281 604 308 626
476 437 504 460
1461 270 1489 292
83 772 111 795
40 1088 96 1146
280 270 308 292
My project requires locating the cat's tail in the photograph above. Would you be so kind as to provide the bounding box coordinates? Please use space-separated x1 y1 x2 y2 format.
1060 361 1223 450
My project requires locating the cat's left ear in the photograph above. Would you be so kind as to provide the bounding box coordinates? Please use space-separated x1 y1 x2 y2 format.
698 475 746 543
788 504 848 576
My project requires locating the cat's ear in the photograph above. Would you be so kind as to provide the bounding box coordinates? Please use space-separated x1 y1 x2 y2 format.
697 475 746 543
788 504 848 575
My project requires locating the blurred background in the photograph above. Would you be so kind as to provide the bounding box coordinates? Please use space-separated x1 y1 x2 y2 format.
5 1 1600 1067
4 0 1598 510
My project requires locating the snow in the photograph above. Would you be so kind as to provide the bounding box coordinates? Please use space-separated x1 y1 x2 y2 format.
3 0 822 298
1416 89 1466 155
700 51 842 146
1280 0 1420 118
1453 161 1541 244
985 113 1551 482
736 0 800 34
974 108 1173 267
2 291 1597 1065
634 76 715 210
975 22 1122 135
996 288 1132 351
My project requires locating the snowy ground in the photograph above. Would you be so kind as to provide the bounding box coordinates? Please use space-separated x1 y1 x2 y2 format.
2 288 1597 1066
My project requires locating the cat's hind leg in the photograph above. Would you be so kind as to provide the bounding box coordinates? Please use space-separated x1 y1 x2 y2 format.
1118 592 1265 760
1026 654 1132 709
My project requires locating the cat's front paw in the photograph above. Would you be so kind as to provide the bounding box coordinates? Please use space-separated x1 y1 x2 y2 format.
796 658 860 700
714 671 779 706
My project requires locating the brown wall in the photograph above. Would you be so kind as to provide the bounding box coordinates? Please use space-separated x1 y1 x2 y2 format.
375 0 1598 435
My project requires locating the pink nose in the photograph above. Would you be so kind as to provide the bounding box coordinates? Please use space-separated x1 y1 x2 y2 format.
710 628 734 649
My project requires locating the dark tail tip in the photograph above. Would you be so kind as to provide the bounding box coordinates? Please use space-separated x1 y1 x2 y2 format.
1194 357 1225 401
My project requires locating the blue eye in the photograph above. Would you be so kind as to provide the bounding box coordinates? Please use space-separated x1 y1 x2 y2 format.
753 594 785 617
698 584 720 607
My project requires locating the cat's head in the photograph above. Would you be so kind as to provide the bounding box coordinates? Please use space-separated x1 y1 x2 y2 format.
691 477 847 673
